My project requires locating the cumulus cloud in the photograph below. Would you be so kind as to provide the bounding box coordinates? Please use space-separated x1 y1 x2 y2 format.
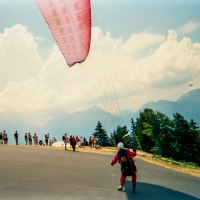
0 25 43 90
122 32 165 57
0 25 200 126
131 30 200 95
178 21 199 35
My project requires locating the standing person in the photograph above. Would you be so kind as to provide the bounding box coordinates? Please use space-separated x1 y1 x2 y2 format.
0 132 3 144
72 135 76 151
49 139 52 146
79 136 83 147
69 135 76 151
28 133 32 145
2 130 7 145
36 134 38 145
76 136 81 147
69 135 72 149
111 142 137 191
33 134 38 145
93 137 97 148
14 131 19 145
45 134 48 146
89 136 92 148
24 133 28 145
62 134 68 150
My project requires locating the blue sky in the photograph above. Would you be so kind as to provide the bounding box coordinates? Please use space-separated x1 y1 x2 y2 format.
92 0 200 41
1 0 200 51
0 0 200 127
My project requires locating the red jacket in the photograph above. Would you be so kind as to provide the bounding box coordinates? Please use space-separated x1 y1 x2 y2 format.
111 149 136 165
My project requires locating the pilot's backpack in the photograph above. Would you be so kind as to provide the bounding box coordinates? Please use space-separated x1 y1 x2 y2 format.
118 149 137 176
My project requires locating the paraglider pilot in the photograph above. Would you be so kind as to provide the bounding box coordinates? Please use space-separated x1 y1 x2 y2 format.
111 142 137 191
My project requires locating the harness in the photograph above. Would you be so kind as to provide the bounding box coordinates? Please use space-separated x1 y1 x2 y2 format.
118 149 137 176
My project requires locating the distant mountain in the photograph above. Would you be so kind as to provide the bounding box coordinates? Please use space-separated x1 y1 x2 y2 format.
0 106 133 145
1 89 200 144
42 106 133 140
134 88 200 125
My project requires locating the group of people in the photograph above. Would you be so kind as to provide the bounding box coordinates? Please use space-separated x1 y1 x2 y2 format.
88 136 101 149
0 130 8 144
62 134 84 151
0 130 85 150
24 132 58 146
0 131 58 146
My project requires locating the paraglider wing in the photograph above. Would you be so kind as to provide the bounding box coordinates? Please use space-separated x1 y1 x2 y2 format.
36 0 91 67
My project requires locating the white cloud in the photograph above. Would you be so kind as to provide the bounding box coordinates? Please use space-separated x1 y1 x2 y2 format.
122 32 165 57
178 21 199 35
0 24 43 90
134 30 200 88
0 25 200 126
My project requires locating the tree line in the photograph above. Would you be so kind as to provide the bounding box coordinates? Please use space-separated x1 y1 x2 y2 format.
92 108 200 166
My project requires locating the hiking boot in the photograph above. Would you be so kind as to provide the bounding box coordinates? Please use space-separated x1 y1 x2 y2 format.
117 185 123 191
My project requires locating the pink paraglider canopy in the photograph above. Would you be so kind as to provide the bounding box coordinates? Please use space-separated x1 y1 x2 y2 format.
36 0 91 67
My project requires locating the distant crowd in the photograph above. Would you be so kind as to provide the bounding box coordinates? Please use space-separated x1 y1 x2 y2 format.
0 130 57 146
0 130 82 148
89 136 101 149
0 130 102 151
0 130 100 150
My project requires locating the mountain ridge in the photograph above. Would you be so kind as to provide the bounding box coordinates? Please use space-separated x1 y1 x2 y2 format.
1 89 200 144
138 88 200 122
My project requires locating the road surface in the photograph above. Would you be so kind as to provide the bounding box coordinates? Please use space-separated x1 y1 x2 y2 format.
0 145 199 200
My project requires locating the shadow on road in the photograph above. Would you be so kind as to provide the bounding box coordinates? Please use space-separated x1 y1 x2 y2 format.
123 182 199 200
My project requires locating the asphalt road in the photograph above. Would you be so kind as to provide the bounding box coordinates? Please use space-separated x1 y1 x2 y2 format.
0 145 199 200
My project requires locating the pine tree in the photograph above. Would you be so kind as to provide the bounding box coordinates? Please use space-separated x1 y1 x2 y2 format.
129 118 138 149
171 113 199 162
93 121 110 146
110 131 117 147
134 109 171 155
135 114 145 151
135 109 154 152
154 112 173 157
133 109 200 165
187 119 200 165
112 125 131 148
